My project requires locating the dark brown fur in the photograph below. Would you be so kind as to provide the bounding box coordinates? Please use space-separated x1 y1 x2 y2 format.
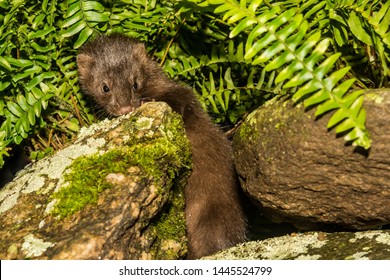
77 34 247 259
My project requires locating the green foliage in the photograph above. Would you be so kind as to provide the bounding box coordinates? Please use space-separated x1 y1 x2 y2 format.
0 0 93 168
1 0 390 168
188 0 387 149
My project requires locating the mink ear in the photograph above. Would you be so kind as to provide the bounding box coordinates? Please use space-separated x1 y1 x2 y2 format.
133 43 148 61
137 42 146 53
77 53 95 77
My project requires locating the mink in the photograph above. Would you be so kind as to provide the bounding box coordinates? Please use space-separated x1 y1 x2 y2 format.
77 34 247 259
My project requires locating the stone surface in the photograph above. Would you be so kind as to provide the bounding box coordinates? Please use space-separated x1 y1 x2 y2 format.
0 102 191 260
204 230 390 260
233 89 390 230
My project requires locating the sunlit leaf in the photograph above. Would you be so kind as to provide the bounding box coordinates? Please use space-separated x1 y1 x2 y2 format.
348 11 373 45
7 101 24 118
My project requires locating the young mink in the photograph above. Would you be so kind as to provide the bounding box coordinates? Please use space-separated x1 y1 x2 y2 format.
77 34 247 259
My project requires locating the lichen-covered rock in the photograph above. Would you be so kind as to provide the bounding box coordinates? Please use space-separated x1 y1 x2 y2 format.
233 89 390 230
204 230 390 260
0 102 191 260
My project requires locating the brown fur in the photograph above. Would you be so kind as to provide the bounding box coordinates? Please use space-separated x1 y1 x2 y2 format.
77 34 247 259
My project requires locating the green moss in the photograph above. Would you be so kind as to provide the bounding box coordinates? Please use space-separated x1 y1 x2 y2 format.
50 148 133 218
155 191 186 240
236 110 258 142
50 110 192 219
149 182 188 259
274 121 285 129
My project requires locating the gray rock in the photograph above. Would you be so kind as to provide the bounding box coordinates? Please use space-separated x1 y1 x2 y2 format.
204 230 390 260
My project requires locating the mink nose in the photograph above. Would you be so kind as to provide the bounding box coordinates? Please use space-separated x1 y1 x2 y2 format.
118 106 134 115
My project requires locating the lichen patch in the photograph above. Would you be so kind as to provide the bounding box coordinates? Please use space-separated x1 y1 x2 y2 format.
21 234 55 258
22 175 45 194
260 233 327 259
347 251 370 260
136 117 154 130
0 192 19 214
351 230 390 246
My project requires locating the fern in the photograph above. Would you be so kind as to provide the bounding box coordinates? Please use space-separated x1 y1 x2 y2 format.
1 0 389 168
0 1 93 168
327 0 390 87
0 2 57 154
191 0 373 149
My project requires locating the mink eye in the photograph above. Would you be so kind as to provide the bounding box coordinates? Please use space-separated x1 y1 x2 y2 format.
102 84 110 93
133 82 138 91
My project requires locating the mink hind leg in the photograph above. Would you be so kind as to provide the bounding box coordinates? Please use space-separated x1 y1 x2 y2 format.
184 162 247 259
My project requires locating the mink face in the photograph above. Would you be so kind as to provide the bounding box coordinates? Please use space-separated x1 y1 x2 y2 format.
77 35 152 116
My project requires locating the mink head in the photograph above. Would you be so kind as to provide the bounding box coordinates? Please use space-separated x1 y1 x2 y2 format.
77 34 155 116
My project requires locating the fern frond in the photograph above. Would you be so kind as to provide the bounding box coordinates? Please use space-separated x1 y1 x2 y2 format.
61 0 109 48
3 84 53 145
195 0 371 149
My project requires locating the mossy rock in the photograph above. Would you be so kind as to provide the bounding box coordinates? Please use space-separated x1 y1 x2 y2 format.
0 102 191 260
233 90 390 230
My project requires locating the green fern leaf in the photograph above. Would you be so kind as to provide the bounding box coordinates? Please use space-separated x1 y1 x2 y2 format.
259 20 309 65
62 11 84 29
314 80 356 116
283 38 331 90
61 0 109 46
224 67 235 89
27 108 36 126
230 18 257 38
84 11 109 23
7 101 24 118
27 27 56 40
74 27 95 49
16 94 29 112
61 20 87 38
65 1 83 18
25 72 56 91
82 1 105 12
348 11 373 46
0 56 12 71
303 88 329 108
327 106 349 128
246 9 297 61
271 31 322 81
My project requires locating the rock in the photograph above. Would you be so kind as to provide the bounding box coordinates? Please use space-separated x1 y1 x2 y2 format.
233 89 390 230
203 229 390 260
0 102 191 260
